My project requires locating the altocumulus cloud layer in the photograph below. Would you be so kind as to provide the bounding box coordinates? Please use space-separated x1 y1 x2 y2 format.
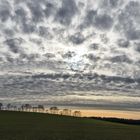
0 0 140 109
0 0 140 77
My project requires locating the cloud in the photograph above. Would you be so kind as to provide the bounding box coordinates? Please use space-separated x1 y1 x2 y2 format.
69 32 85 45
117 1 140 40
62 51 76 59
38 26 53 39
125 1 140 19
4 38 24 54
86 53 100 62
0 0 11 22
27 1 44 22
0 0 140 112
84 10 97 27
19 53 40 62
84 9 113 30
5 54 15 63
29 72 139 86
55 0 78 25
14 7 27 23
126 29 140 40
134 43 140 53
100 34 109 44
43 53 55 59
43 2 56 18
109 0 121 8
109 55 132 63
0 0 140 79
22 22 36 34
88 43 99 50
94 14 113 30
2 29 15 37
101 0 122 9
117 39 129 48
14 6 36 33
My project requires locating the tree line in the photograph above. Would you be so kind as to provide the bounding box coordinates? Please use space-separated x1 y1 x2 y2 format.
90 117 140 125
0 103 81 117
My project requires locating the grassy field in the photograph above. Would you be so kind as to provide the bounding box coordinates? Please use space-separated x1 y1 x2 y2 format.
0 111 140 140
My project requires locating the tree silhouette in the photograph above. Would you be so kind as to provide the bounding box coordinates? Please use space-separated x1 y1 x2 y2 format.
38 105 45 113
0 103 3 110
73 111 81 117
62 109 72 116
45 109 49 113
21 104 32 112
13 105 17 111
7 104 12 110
21 105 25 111
49 107 59 114
32 107 38 112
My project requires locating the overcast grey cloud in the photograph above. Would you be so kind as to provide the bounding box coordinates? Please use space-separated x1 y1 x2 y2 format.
0 0 11 22
69 32 85 45
109 55 132 63
55 0 78 25
94 14 114 30
4 38 24 54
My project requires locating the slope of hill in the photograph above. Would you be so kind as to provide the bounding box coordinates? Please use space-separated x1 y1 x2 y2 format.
0 111 140 140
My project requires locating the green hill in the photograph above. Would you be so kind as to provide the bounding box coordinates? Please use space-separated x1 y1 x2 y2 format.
0 111 140 140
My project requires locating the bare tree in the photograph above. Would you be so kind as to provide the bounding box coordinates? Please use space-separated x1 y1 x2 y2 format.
49 107 59 114
73 111 81 117
7 104 12 110
0 103 3 110
26 104 32 112
13 105 17 111
62 109 72 116
21 104 32 112
32 107 38 112
6 104 15 111
38 105 45 113
21 105 25 112
45 109 49 113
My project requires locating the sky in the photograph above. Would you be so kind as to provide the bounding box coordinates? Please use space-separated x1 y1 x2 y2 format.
0 0 140 112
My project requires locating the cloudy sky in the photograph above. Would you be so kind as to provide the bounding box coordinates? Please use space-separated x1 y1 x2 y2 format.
0 0 140 110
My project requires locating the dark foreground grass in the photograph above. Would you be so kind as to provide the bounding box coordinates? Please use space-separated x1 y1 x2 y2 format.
0 111 140 140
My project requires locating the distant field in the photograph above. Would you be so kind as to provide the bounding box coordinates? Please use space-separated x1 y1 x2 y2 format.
0 111 140 140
